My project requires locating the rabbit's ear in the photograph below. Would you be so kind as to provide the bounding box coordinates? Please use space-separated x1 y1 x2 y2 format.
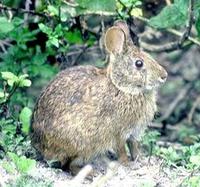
104 26 125 54
114 20 130 38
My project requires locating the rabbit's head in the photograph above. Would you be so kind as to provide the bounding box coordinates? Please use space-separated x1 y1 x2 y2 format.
105 21 168 95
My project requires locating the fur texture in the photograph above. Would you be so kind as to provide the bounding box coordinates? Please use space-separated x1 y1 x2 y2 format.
30 21 167 173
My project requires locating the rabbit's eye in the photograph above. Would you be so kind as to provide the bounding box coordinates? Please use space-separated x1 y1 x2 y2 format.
135 59 143 68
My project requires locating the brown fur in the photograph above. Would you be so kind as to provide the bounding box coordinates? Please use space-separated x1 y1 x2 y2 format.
30 21 167 173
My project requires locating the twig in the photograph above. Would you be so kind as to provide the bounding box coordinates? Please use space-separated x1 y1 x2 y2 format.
118 0 199 51
62 0 79 7
80 18 101 37
159 84 191 122
0 3 50 19
0 83 18 109
140 41 191 53
165 0 172 5
0 42 6 53
117 0 139 46
137 16 200 47
71 44 90 65
179 0 194 46
187 96 200 124
0 39 12 53
139 0 197 52
24 0 32 25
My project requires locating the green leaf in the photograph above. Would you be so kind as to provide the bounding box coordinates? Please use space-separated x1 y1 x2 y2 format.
19 79 32 87
0 17 14 33
2 161 16 174
149 0 188 29
55 24 64 36
19 107 32 134
38 23 52 35
19 74 29 79
1 72 18 86
47 5 59 16
190 155 200 166
196 12 200 37
49 37 59 47
65 30 83 44
1 72 17 81
76 0 116 14
0 92 4 98
8 152 36 174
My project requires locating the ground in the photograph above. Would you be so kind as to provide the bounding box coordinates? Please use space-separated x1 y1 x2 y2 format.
0 155 194 187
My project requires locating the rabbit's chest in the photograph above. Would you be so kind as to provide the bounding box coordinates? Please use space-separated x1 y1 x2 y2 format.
102 91 157 139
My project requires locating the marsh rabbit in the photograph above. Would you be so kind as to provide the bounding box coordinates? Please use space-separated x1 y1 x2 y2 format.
30 21 167 174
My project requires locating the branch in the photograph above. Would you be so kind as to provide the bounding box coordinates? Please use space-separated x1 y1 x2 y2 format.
139 0 199 52
62 0 79 7
138 16 200 48
187 96 200 124
165 0 172 5
0 83 18 109
24 0 32 24
117 0 139 46
0 4 50 19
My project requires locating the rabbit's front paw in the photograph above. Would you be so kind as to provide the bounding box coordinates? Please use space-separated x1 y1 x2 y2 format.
127 139 141 162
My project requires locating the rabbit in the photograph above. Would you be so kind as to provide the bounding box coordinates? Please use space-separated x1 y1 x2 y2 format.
30 20 167 174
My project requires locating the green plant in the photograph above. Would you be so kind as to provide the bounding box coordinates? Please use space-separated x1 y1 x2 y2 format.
0 72 33 157
157 143 200 170
0 72 31 104
7 152 36 174
142 130 160 156
8 175 53 187
181 176 200 187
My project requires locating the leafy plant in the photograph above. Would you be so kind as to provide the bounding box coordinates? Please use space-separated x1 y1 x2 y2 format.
142 130 160 155
19 107 32 135
8 175 53 187
148 0 200 38
157 143 200 170
182 176 200 187
7 152 36 174
149 0 188 28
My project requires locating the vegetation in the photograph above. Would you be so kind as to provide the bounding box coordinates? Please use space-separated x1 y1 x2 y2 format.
0 0 200 186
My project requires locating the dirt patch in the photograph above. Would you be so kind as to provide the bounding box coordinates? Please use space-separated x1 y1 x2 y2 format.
0 156 191 187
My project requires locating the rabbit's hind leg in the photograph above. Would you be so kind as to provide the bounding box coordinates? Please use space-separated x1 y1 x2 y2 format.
69 156 85 175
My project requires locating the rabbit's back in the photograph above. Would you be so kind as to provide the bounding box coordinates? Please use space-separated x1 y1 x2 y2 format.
31 65 119 161
31 65 157 163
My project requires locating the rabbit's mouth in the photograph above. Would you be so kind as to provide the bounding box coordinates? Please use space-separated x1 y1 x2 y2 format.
144 77 167 91
144 82 163 91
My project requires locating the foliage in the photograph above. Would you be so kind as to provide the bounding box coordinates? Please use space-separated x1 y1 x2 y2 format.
142 130 160 155
156 142 200 170
7 175 53 187
0 72 33 159
1 153 52 187
182 176 200 187
76 0 116 14
149 0 189 28
149 0 200 37
7 152 36 174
